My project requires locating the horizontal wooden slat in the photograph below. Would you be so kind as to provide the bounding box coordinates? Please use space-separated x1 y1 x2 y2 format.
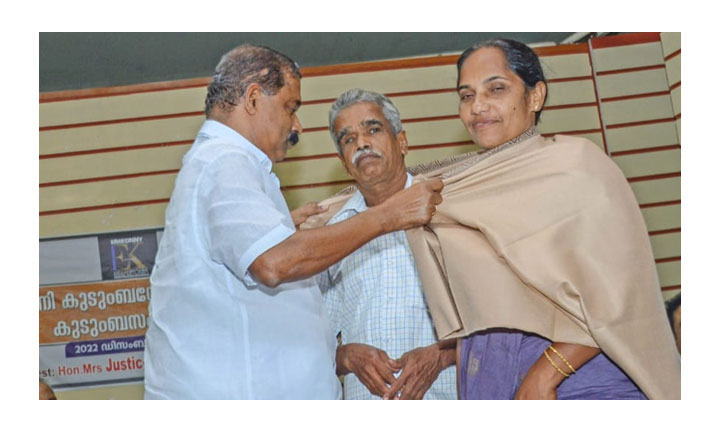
301 65 458 102
601 94 675 126
641 204 680 233
537 106 600 134
545 79 597 107
595 68 670 100
40 202 168 239
612 149 680 179
591 42 664 73
40 145 190 184
40 116 202 156
605 121 679 153
629 177 680 206
40 173 177 213
39 87 206 128
539 53 592 79
649 232 680 260
300 92 460 132
656 259 680 287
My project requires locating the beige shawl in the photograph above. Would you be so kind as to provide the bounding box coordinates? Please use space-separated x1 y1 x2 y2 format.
302 132 680 399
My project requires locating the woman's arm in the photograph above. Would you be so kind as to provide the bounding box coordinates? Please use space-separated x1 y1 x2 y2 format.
514 342 600 399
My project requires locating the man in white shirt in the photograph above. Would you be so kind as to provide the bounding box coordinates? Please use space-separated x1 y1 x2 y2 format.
318 89 457 400
143 45 443 399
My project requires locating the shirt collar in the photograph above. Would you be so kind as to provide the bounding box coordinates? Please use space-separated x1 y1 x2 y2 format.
199 119 274 173
333 173 413 220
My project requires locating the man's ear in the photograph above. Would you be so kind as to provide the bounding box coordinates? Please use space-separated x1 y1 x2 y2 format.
397 130 409 156
244 83 262 115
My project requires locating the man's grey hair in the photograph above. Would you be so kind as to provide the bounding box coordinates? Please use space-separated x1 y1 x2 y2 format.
328 89 404 155
204 44 301 117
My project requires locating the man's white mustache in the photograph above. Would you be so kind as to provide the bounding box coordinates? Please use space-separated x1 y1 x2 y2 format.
352 148 383 166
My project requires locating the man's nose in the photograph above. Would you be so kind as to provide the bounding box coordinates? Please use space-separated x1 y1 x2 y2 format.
355 140 371 152
292 115 303 134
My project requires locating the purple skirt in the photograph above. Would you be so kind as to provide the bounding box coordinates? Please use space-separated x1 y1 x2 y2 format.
459 329 646 400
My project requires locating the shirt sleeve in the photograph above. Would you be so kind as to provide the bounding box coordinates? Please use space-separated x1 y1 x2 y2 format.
199 150 294 286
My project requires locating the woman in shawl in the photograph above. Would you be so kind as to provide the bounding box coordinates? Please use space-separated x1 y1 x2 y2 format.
439 39 679 399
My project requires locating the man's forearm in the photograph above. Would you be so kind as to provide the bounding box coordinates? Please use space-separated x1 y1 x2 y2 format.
250 178 443 287
250 207 386 287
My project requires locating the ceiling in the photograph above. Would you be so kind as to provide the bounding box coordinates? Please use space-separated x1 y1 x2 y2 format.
39 32 581 93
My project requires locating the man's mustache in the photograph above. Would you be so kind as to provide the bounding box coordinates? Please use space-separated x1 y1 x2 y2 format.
287 131 299 147
351 147 383 166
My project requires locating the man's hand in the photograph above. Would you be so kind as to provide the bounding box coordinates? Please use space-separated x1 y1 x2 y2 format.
383 342 453 400
290 201 328 228
373 178 443 232
337 343 401 398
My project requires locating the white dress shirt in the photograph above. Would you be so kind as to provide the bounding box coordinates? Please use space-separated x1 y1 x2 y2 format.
143 120 341 399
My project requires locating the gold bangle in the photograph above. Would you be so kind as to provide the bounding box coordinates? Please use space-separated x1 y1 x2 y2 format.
548 345 577 374
543 348 570 378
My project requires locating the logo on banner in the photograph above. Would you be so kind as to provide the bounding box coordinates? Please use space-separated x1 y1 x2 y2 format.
99 231 158 280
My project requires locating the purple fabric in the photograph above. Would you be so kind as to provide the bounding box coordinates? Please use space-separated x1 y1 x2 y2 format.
459 329 647 400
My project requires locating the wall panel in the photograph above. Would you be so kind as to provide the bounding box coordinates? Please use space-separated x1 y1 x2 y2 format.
656 260 681 287
539 52 592 78
612 149 680 179
591 41 664 72
605 121 679 153
538 106 601 134
40 173 177 213
39 86 207 128
641 204 681 233
40 145 189 184
595 68 669 99
649 232 681 260
40 116 202 156
601 94 675 126
40 203 168 238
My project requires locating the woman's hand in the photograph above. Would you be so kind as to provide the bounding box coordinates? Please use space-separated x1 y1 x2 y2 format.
514 358 562 399
514 342 601 400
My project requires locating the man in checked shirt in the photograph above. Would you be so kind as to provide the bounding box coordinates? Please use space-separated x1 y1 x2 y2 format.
316 89 457 400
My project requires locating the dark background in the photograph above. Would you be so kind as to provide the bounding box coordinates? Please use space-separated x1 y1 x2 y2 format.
39 32 577 92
